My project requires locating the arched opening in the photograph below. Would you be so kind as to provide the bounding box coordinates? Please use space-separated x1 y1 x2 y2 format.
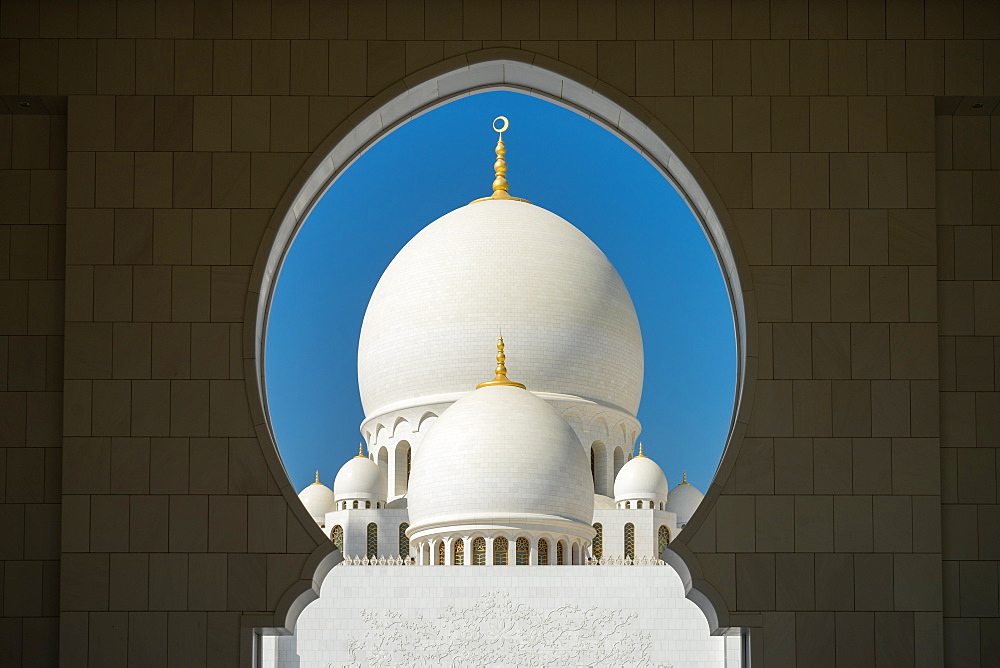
331 525 343 553
394 441 410 496
515 537 529 565
249 53 754 640
659 525 671 556
613 446 625 483
493 537 509 565
592 523 603 560
366 523 378 559
538 539 549 565
591 441 609 496
472 537 486 565
624 523 636 560
398 523 409 559
376 446 389 484
556 541 565 566
436 541 445 566
453 538 464 565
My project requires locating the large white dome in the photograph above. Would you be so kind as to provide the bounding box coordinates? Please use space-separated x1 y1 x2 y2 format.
297 478 335 524
406 384 595 536
358 199 643 419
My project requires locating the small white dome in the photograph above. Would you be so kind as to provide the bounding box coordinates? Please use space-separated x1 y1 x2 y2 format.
666 477 704 526
298 477 335 524
333 454 387 502
614 453 669 503
407 384 594 538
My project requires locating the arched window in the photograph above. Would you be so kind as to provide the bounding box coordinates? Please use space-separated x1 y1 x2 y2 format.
515 537 529 565
394 441 411 496
407 448 411 480
613 446 625 480
365 500 371 509
538 539 549 565
331 525 343 552
436 541 445 565
625 501 630 509
658 525 670 555
592 523 603 559
472 537 486 565
352 500 358 509
556 541 565 565
398 523 409 558
453 538 464 565
366 523 378 558
590 448 595 478
637 500 643 509
624 523 635 560
493 537 508 565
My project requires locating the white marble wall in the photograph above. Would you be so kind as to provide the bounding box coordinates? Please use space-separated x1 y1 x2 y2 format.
261 564 731 667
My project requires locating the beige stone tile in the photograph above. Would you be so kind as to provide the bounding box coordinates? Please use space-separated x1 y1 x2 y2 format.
855 553 894 610
869 265 908 322
113 209 153 265
835 611 875 665
891 437 940 494
8 225 48 280
829 39 868 95
129 379 169 438
62 553 110 611
188 553 227 610
110 437 150 494
774 437 813 493
135 39 174 95
773 322 812 379
766 96 807 152
367 39 406 96
132 153 173 209
66 151 96 208
954 335 994 390
976 282 1000 335
752 266 792 322
171 266 210 322
92 265 132 322
635 41 673 96
794 379 833 437
816 553 855 610
868 41 906 95
972 171 1000 227
172 152 212 208
832 380 871 436
91 379 131 436
213 40 251 94
752 152 790 208
192 96 232 152
888 209 934 265
64 321 112 380
170 380 209 436
870 379 910 436
132 265 171 323
151 323 189 379
733 96 770 152
795 494 833 552
789 152 829 209
174 39 213 95
209 495 248 551
748 39 789 94
152 209 191 265
735 553 775 610
812 322 850 379
233 0 271 38
190 437 228 494
848 96 887 152
112 322 151 379
228 438 268 494
748 379 793 436
732 208 771 265
870 495 912 552
715 494 755 552
190 323 229 380
936 170 971 226
792 266 831 322
712 40 750 95
94 151 135 208
328 40 367 96
67 208 114 265
944 39 984 96
148 553 188 610
903 39 944 95
908 379 939 438
211 153 251 208
829 152 868 208
674 40 712 95
734 437 774 494
153 96 193 152
210 266 248 323
269 96 309 152
758 322 773 379
848 209 887 265
868 153 907 209
191 209 230 266
693 97 732 151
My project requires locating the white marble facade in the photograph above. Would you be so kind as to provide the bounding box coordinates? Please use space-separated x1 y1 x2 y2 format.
261 565 739 668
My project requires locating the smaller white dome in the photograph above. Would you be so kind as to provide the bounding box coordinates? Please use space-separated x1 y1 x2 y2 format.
666 476 704 526
298 476 335 524
333 453 387 502
614 451 669 503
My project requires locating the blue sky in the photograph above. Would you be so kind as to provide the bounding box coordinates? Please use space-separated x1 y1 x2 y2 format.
266 91 735 495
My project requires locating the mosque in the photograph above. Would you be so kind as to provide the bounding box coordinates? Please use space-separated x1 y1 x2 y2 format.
264 119 736 667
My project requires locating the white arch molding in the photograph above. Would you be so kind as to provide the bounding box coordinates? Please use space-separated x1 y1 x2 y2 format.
242 48 759 651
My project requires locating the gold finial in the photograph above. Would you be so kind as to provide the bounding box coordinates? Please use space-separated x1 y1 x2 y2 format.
356 443 365 458
313 470 320 484
681 471 689 485
638 443 645 457
471 116 530 204
476 334 526 389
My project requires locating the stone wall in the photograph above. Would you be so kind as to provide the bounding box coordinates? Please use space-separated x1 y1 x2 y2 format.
0 0 997 665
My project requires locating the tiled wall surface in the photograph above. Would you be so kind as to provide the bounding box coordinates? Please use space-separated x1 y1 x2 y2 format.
0 0 997 666
936 111 1000 666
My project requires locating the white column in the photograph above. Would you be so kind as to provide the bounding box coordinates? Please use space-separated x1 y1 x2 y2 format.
461 537 470 565
444 538 453 565
485 537 494 565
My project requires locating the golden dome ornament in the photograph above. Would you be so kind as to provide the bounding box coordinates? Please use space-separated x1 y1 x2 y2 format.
476 334 526 389
471 116 530 204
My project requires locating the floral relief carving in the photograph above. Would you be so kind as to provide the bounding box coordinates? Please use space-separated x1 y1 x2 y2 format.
343 590 661 667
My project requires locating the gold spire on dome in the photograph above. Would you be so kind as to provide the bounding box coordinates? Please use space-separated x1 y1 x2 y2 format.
476 335 526 389
637 443 646 457
313 470 320 484
471 116 530 204
356 443 365 458
681 471 689 485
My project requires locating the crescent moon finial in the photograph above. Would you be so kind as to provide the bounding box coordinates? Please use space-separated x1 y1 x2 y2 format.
493 116 509 135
